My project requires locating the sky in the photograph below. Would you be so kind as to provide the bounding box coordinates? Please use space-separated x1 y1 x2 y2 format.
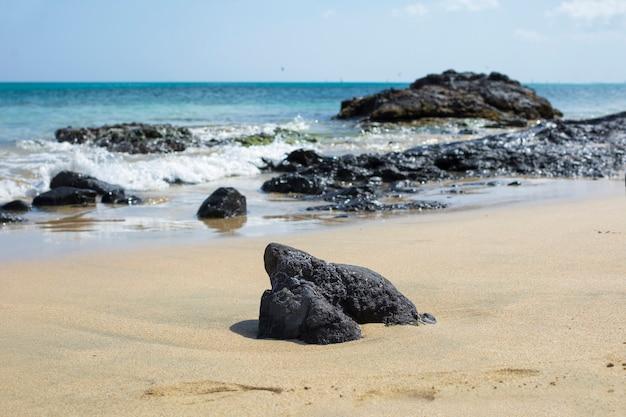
1 0 625 82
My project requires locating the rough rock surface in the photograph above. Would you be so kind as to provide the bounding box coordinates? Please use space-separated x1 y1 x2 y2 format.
1 200 31 212
337 70 562 125
32 187 97 207
50 171 124 195
0 211 25 224
50 171 142 205
55 123 194 154
197 187 247 219
101 190 143 205
258 243 427 344
261 112 626 212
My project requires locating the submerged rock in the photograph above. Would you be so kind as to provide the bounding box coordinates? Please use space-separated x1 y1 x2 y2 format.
1 200 31 212
32 187 97 207
258 243 430 344
50 171 124 195
337 70 562 125
55 123 194 154
0 211 25 224
197 187 247 219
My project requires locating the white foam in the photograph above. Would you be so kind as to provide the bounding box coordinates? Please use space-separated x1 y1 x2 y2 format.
0 134 310 200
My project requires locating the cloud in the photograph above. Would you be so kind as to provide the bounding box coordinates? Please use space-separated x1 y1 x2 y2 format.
514 29 546 42
556 0 626 20
392 2 429 17
445 0 500 12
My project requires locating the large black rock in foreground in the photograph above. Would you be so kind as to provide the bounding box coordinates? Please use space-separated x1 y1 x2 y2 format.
32 187 97 207
338 70 562 125
197 187 247 219
55 123 194 154
258 243 430 344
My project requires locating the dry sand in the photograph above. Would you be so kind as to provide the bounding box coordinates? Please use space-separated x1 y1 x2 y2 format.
1 194 625 416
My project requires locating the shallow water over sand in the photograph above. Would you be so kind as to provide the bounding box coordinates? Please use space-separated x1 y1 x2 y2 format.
1 177 623 262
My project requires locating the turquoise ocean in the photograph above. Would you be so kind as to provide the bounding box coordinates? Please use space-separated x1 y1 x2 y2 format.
1 82 626 201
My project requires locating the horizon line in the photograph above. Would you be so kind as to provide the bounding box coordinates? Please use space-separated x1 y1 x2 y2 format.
1 80 626 85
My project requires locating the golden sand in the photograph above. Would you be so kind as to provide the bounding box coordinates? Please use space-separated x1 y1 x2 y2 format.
1 195 625 416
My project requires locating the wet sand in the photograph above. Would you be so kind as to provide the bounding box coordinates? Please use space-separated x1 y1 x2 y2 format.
1 193 625 416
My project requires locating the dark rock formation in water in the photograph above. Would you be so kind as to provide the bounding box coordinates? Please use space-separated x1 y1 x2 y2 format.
55 123 194 154
337 70 562 125
261 173 325 195
261 112 626 212
258 243 430 344
101 190 143 205
51 171 123 195
0 211 25 224
32 187 97 207
50 171 141 205
197 187 247 219
1 200 31 212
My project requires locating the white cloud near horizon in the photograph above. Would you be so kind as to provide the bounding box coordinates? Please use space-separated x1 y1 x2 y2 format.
445 0 500 12
556 0 626 20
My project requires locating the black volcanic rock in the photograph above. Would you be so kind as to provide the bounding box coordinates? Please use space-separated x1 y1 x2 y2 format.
261 173 325 195
1 200 31 212
32 187 97 207
337 70 562 124
55 123 194 154
197 187 247 219
50 171 124 195
0 211 25 224
260 112 626 213
258 243 431 344
101 190 143 205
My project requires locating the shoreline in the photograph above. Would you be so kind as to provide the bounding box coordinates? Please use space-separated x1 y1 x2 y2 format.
1 190 624 416
0 177 623 263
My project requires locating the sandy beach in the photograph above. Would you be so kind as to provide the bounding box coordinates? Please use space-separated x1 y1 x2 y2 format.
1 192 624 417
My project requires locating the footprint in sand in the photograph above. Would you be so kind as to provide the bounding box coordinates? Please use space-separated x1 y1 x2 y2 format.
143 380 283 399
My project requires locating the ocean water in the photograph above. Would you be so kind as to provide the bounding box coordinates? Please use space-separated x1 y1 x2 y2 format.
0 82 625 259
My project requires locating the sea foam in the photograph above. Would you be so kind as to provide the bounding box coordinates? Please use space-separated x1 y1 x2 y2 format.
0 120 314 200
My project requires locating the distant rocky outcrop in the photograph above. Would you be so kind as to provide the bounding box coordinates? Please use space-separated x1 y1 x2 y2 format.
262 112 626 212
197 187 247 219
258 243 434 344
337 70 562 125
55 123 195 154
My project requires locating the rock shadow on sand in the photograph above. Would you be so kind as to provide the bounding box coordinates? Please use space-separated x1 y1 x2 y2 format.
229 319 259 339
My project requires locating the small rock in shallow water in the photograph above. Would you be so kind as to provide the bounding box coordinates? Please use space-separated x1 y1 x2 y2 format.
258 243 431 344
1 200 31 212
0 211 25 224
32 187 97 207
197 187 246 219
101 190 143 205
261 174 325 195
